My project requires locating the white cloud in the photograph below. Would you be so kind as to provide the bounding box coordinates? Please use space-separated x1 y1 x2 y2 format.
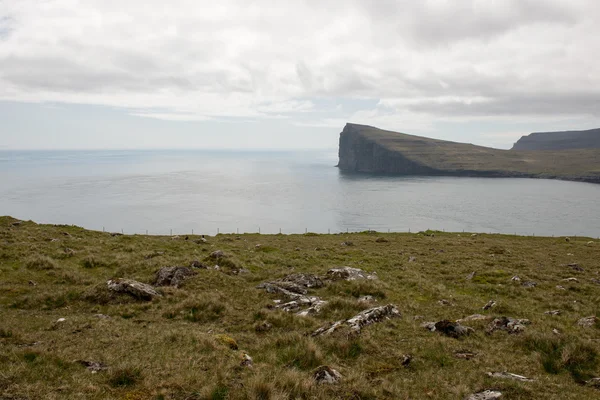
0 0 599 145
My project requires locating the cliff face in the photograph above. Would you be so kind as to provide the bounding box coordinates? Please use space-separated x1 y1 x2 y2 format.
337 123 600 184
337 124 438 174
512 128 600 151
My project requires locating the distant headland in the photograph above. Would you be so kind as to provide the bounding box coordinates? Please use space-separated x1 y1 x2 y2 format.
337 123 600 184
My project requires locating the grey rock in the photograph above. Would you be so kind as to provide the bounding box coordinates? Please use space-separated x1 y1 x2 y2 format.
486 317 530 334
522 281 537 288
433 320 474 338
240 352 253 368
421 321 437 331
189 260 209 269
457 314 489 323
341 241 354 246
401 354 413 366
511 275 521 282
358 295 376 304
577 316 598 328
107 278 161 300
465 390 502 400
544 310 561 316
487 371 533 381
408 256 417 263
325 266 377 281
562 277 579 282
567 263 584 271
280 273 324 288
312 304 400 336
313 366 342 384
209 250 225 259
455 350 477 360
153 266 196 287
466 271 476 280
438 299 453 306
586 377 600 388
77 360 108 373
482 300 496 310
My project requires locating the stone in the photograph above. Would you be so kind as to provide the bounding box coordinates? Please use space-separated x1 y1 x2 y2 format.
280 273 324 288
586 378 600 388
421 321 437 331
189 260 209 269
438 299 452 306
153 266 196 288
565 237 570 242
313 366 342 384
28 280 37 286
341 241 354 246
56 318 66 323
486 317 530 334
455 350 477 360
312 304 400 336
544 310 561 316
522 281 537 288
552 328 561 335
94 314 110 319
277 296 327 316
587 241 595 246
482 300 496 310
240 352 253 368
556 285 566 290
457 314 489 323
466 271 476 280
375 237 389 243
209 250 225 259
511 275 521 282
107 278 161 300
77 360 108 373
325 266 377 281
358 295 376 304
486 372 533 381
254 321 272 333
433 320 474 338
562 277 579 282
401 354 413 367
567 263 584 272
466 390 502 400
256 281 307 298
577 316 598 328
408 256 417 263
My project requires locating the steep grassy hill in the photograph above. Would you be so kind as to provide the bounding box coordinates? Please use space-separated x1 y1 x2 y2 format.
1 216 600 399
338 124 600 183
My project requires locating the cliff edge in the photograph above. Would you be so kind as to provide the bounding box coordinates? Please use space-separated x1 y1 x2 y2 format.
337 123 600 184
512 128 600 151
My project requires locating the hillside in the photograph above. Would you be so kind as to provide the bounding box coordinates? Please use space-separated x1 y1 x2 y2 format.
1 216 600 399
337 124 600 183
512 128 600 151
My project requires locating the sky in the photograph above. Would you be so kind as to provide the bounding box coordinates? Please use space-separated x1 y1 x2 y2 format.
1 0 599 150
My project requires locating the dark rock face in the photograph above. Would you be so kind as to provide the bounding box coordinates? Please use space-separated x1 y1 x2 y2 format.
512 128 600 151
154 266 196 287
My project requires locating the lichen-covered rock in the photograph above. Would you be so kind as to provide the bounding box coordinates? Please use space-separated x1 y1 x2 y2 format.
486 317 530 334
276 296 326 316
457 314 489 323
325 266 377 281
312 304 400 336
482 300 496 310
107 279 160 300
465 390 502 400
153 266 196 287
209 250 225 259
256 282 307 298
313 366 342 384
577 316 598 328
280 273 324 288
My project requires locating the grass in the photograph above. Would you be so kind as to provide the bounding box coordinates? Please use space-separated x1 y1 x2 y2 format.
0 215 599 399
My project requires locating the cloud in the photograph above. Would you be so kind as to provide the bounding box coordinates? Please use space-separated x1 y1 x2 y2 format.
0 0 599 135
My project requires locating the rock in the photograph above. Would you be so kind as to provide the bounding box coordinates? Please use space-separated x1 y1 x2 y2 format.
358 295 376 304
209 250 225 259
76 360 108 373
471 233 478 237
280 273 324 288
482 300 496 310
312 304 400 336
11 220 22 227
107 278 161 300
325 267 377 281
457 314 489 323
466 271 476 280
421 321 437 331
256 281 307 298
189 260 209 269
587 241 595 246
254 321 272 333
592 278 600 285
511 275 521 282
544 310 561 316
522 281 537 288
552 329 561 335
408 256 417 263
215 334 238 350
56 318 66 323
567 263 584 272
487 371 533 381
586 377 600 388
401 354 413 367
562 277 579 282
153 266 196 287
433 320 474 338
110 232 123 237
486 317 530 334
277 296 327 316
240 352 253 368
466 390 502 400
313 366 342 384
341 241 354 246
375 237 389 243
455 350 477 360
577 316 598 328
556 285 566 290
64 248 75 256
94 314 110 319
28 280 37 286
438 299 452 306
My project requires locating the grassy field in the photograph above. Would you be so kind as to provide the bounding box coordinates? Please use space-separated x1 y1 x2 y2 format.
1 216 599 399
344 124 600 181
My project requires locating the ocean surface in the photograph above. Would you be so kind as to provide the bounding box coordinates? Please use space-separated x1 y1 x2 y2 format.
1 149 599 237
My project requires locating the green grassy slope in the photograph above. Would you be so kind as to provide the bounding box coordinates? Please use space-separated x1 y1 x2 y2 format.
342 124 600 181
1 216 600 399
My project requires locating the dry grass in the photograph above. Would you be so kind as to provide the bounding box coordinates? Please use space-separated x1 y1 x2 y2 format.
1 216 599 399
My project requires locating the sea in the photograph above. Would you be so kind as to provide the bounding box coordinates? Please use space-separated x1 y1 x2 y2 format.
1 149 599 237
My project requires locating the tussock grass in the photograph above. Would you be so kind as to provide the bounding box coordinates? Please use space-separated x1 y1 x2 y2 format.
1 216 600 399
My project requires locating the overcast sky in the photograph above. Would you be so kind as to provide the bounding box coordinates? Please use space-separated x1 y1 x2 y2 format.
1 0 599 150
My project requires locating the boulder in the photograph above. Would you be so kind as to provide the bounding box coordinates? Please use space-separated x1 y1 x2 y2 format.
521 281 537 288
209 250 225 259
482 300 496 310
486 317 530 334
466 391 502 400
190 260 209 269
280 273 324 288
455 350 477 360
76 360 108 373
153 266 196 287
433 320 474 338
240 352 253 368
313 366 342 384
375 237 389 243
325 267 377 281
312 304 400 336
107 279 160 300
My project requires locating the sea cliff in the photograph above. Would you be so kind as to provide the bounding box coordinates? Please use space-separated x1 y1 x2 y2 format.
337 123 600 183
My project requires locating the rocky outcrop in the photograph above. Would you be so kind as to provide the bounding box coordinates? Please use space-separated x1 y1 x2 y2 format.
153 266 196 287
312 304 400 336
106 279 160 300
512 128 600 151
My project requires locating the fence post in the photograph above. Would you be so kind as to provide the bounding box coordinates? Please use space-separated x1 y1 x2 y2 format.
146 229 148 235
121 228 124 234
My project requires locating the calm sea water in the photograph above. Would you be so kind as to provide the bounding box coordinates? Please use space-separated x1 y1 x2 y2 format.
1 150 599 237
